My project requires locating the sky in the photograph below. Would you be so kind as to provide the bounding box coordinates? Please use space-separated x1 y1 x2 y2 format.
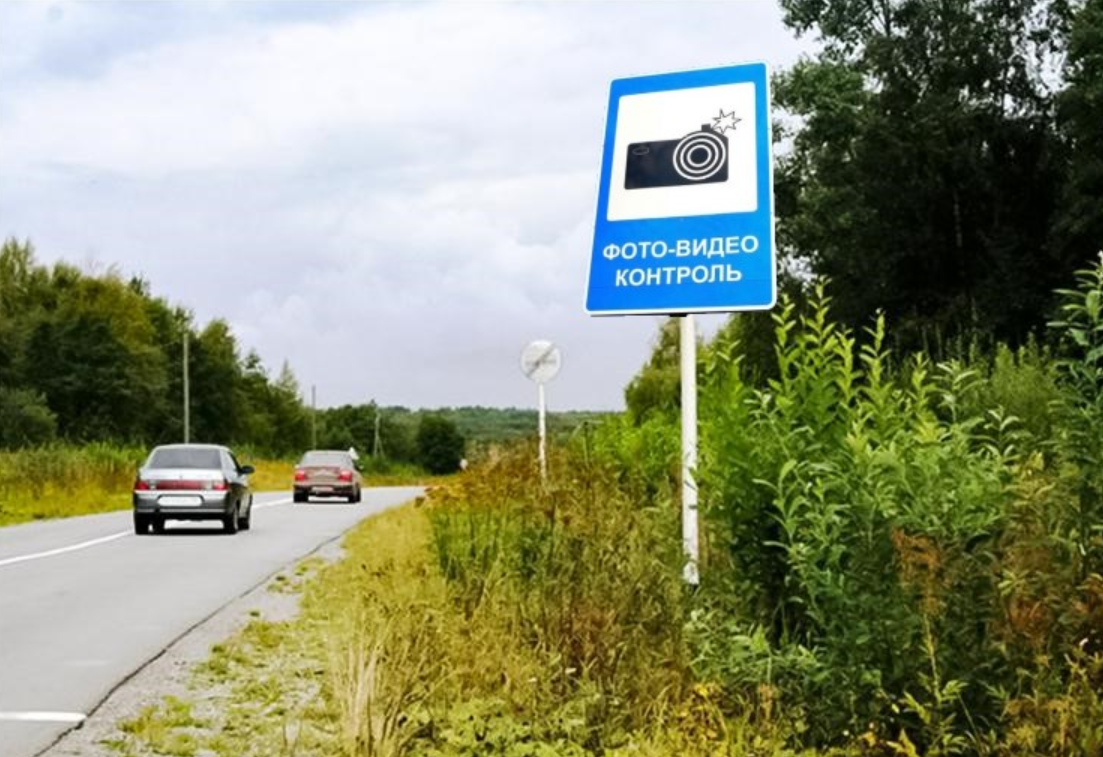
0 1 811 411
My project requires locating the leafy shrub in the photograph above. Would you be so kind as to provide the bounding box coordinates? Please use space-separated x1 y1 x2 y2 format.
417 414 466 474
587 413 679 508
1049 260 1103 580
698 283 1019 745
979 340 1059 450
993 646 1103 757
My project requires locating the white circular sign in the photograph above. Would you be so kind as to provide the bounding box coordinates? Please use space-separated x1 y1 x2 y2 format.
520 340 561 384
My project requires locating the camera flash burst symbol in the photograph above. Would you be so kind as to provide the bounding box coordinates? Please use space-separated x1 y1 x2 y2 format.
712 108 741 134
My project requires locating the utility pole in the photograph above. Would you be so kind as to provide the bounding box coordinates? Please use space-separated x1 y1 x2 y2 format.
311 385 317 449
182 328 190 443
372 411 383 459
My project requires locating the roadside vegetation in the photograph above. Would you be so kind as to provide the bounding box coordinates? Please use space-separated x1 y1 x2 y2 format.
0 444 140 525
106 261 1103 756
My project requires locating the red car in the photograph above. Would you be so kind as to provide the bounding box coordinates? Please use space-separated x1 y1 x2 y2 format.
293 450 362 503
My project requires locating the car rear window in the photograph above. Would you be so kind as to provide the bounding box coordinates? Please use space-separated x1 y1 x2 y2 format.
148 448 222 469
300 451 350 466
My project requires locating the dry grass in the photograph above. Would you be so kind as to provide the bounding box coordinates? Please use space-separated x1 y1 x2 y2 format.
0 447 296 526
246 459 294 492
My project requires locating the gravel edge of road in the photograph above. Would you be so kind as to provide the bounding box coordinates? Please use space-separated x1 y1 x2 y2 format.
37 537 346 757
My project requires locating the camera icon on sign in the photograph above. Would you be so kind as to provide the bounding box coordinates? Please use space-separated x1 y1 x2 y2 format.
624 125 729 190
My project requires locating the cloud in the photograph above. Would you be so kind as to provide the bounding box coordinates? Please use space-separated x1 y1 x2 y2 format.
0 1 808 409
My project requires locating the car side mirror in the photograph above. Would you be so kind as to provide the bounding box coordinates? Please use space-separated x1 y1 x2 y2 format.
240 464 256 476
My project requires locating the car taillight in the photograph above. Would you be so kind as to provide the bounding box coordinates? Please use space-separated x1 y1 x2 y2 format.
211 479 228 491
338 469 353 482
294 469 307 481
134 478 152 491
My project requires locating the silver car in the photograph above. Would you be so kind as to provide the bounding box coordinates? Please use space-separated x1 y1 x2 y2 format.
132 444 255 535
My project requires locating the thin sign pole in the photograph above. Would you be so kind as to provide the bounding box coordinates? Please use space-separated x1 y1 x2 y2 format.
182 329 190 444
680 314 700 586
538 382 547 482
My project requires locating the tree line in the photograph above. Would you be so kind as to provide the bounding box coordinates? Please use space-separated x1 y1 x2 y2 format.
0 242 598 471
0 239 474 470
0 239 312 454
772 0 1102 351
314 404 607 473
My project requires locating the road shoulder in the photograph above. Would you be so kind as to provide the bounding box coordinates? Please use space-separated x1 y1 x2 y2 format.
39 540 338 757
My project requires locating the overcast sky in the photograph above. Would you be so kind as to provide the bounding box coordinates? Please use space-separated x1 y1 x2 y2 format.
0 1 809 411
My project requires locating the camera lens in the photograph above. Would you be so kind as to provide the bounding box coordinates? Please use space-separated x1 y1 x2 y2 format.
672 130 726 182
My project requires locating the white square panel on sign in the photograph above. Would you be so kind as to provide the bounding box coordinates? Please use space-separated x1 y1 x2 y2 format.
606 81 757 222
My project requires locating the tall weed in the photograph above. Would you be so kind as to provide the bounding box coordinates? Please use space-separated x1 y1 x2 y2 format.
428 443 688 748
0 442 142 523
1050 260 1103 581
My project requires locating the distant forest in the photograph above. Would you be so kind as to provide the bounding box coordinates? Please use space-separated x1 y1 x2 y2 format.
0 239 608 461
316 403 610 462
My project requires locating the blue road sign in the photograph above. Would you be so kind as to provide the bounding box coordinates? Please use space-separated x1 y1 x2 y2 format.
586 62 775 315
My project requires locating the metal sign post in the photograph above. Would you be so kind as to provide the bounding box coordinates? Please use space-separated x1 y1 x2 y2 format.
521 340 562 482
538 383 548 480
586 62 776 585
680 314 699 585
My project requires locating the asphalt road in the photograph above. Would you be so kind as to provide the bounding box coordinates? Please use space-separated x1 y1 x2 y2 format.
0 486 422 757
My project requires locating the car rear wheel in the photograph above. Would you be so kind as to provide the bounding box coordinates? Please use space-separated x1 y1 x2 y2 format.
151 516 166 534
223 504 239 534
133 513 150 535
239 500 252 530
293 491 306 503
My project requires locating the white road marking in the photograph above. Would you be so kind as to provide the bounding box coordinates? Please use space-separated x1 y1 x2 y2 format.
255 497 292 510
0 497 292 569
0 531 130 569
0 711 87 723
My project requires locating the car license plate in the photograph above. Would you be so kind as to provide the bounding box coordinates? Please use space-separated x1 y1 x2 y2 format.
159 495 202 506
315 486 333 493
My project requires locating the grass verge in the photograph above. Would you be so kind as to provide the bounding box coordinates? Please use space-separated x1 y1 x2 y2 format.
105 499 443 757
100 461 821 757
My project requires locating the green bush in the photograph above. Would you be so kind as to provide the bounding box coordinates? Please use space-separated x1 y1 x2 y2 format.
1050 261 1103 580
587 413 679 508
980 340 1059 450
698 284 1018 746
417 414 466 474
